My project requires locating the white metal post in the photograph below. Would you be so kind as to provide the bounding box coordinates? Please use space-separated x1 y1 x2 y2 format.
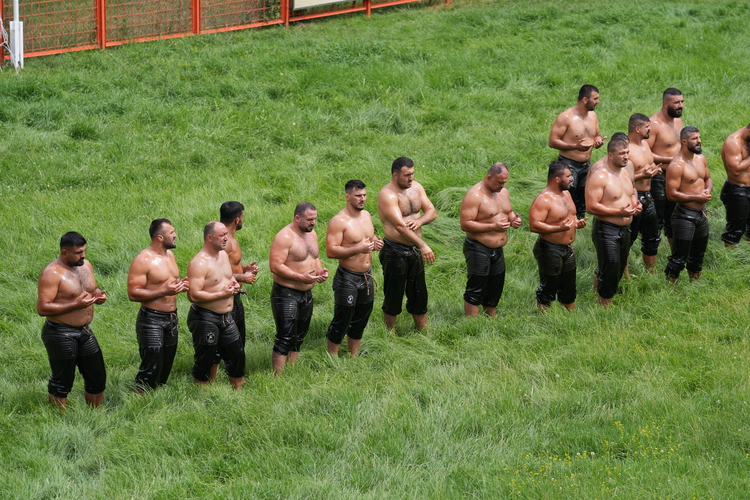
9 0 23 68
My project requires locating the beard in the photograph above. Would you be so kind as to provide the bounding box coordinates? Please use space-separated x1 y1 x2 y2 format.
688 143 702 154
165 240 177 250
73 259 85 266
667 106 683 118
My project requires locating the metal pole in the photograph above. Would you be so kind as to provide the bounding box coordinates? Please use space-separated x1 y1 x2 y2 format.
9 0 23 68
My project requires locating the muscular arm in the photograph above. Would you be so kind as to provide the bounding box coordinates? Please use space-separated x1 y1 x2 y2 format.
269 231 316 284
665 161 711 204
460 191 505 233
187 257 234 303
592 114 605 149
704 163 713 193
378 192 431 248
413 184 437 228
548 115 571 150
326 217 367 259
722 140 750 178
528 195 571 234
585 173 631 217
36 269 94 316
127 254 183 302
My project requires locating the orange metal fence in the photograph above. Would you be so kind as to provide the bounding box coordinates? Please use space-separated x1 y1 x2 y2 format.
1 0 444 60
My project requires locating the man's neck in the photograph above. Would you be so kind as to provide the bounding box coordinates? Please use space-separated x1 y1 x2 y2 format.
574 102 590 117
148 242 168 256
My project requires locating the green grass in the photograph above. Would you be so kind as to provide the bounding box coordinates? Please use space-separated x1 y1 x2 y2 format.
2 0 750 497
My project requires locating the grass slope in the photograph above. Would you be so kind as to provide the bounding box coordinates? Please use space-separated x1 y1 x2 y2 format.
2 0 750 497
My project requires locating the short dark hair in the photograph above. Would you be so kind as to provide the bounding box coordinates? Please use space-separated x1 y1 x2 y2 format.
680 126 700 141
345 179 366 193
547 161 569 181
578 85 599 101
663 87 682 100
607 133 629 153
149 219 172 239
60 231 86 249
294 202 317 217
487 162 508 176
204 221 218 239
220 201 244 224
391 157 414 174
628 113 650 133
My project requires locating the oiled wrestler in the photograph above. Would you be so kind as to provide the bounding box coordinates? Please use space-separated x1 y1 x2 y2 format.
665 127 712 282
37 232 107 409
127 219 188 391
377 157 437 330
529 161 587 311
585 133 642 307
269 202 328 375
325 180 383 357
459 162 521 317
187 221 244 389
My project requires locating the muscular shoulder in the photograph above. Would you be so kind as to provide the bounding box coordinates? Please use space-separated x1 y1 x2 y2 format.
188 251 209 274
649 110 665 125
410 180 428 195
530 189 553 210
128 249 153 274
39 261 65 284
271 225 295 249
378 184 399 203
554 107 576 124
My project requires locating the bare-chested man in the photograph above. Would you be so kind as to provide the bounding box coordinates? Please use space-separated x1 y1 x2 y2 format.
627 113 662 270
586 133 642 306
127 219 189 392
720 124 750 246
665 127 712 283
529 162 587 311
187 222 245 388
459 162 522 317
548 84 606 218
37 232 107 409
377 157 437 330
210 202 259 379
269 202 328 375
647 88 685 240
325 180 383 357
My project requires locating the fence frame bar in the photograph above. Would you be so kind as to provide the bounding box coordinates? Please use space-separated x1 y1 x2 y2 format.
3 0 447 60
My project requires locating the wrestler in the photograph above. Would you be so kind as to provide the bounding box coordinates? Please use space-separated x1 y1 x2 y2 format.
325 180 383 357
548 84 606 218
585 133 642 306
209 202 259 380
269 202 328 375
647 88 685 241
127 219 189 392
377 157 437 330
627 113 662 271
459 162 522 317
529 161 587 311
187 222 245 388
665 127 712 283
720 124 750 246
37 232 107 409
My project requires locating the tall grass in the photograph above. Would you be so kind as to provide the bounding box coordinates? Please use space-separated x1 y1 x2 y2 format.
2 0 750 497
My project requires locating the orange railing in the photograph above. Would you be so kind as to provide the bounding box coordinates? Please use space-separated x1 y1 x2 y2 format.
1 0 446 60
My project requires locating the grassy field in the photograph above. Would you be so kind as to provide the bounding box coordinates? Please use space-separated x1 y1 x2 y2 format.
2 0 750 497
